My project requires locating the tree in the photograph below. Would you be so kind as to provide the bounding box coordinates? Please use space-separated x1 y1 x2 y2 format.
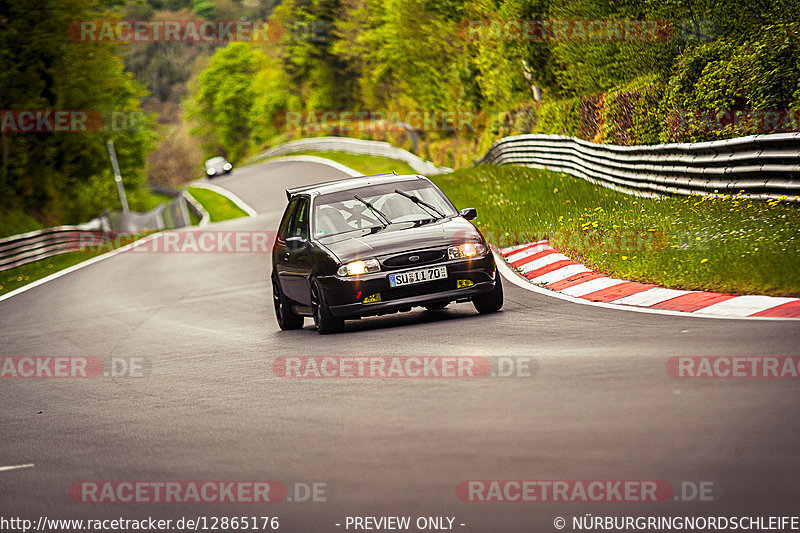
186 43 270 162
0 0 155 224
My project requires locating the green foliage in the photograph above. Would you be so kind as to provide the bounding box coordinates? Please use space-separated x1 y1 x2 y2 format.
531 97 582 136
331 0 464 110
186 43 270 162
249 59 301 148
662 26 800 142
736 23 800 110
597 75 666 145
0 210 44 239
0 0 155 225
504 23 800 146
276 0 357 110
177 0 799 163
191 0 215 18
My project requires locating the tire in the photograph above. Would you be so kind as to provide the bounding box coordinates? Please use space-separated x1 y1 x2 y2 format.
424 302 449 311
473 276 503 314
311 279 344 334
272 274 304 330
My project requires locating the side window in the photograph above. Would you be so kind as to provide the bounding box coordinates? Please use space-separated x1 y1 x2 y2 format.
278 199 298 240
290 198 310 239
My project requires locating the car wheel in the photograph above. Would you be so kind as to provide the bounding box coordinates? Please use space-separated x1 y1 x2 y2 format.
473 276 503 314
311 279 344 334
424 302 449 311
272 274 304 330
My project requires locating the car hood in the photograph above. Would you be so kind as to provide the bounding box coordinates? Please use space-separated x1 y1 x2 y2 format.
318 217 483 263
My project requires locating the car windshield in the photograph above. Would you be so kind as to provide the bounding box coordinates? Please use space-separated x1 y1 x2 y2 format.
313 181 457 237
206 157 225 167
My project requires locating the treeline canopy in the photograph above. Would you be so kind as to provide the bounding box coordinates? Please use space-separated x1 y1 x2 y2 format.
186 0 799 159
0 0 157 224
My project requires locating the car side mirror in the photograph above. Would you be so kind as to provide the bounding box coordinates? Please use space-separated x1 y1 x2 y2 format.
459 207 477 221
285 236 308 251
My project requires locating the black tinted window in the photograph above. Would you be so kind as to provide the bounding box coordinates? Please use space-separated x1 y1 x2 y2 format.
289 198 309 238
278 199 298 239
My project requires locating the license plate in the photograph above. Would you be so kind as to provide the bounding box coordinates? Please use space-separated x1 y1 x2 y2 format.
389 265 447 287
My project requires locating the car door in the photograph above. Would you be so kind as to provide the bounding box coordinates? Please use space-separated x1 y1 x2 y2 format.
280 196 313 304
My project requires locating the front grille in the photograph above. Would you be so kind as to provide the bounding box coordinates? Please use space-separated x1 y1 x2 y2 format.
382 249 445 269
382 278 455 301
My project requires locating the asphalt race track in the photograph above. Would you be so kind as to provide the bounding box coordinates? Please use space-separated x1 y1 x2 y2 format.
1 160 799 532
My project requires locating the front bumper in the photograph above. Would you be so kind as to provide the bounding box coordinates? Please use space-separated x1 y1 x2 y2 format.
319 254 497 318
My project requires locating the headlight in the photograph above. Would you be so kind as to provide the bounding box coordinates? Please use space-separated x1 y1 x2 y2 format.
223 163 232 170
448 243 486 259
337 258 381 276
207 168 216 175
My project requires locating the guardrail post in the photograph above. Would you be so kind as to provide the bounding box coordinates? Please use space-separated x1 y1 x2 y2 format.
107 140 130 213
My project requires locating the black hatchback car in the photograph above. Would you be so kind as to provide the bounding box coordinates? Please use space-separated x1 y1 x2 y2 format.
271 172 503 333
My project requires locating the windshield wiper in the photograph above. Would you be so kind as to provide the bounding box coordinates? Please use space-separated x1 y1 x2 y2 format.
353 195 391 228
393 189 445 219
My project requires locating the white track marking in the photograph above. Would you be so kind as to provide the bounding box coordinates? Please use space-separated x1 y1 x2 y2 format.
0 463 34 472
528 264 592 285
262 155 362 177
695 295 800 317
560 277 628 297
613 288 692 306
516 253 571 274
494 251 798 320
506 244 552 264
500 243 537 255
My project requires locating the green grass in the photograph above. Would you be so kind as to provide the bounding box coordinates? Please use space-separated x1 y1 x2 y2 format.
0 234 146 297
0 210 45 238
271 150 417 176
432 165 800 297
128 189 174 212
187 186 249 222
0 187 248 298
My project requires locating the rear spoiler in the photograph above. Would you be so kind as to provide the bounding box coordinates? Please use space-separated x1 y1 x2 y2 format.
285 171 400 200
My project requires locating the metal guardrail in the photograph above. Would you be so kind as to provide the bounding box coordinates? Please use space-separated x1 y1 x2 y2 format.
5 131 796 273
474 132 800 201
0 188 207 273
249 136 453 175
0 225 110 271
